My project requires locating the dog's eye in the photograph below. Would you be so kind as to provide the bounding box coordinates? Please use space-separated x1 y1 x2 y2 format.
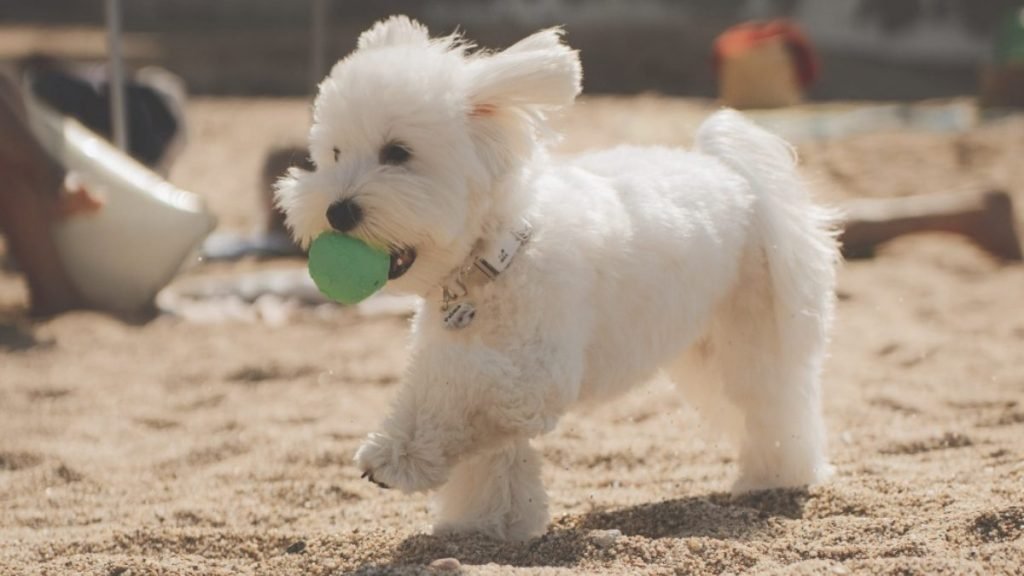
332 147 340 162
379 141 411 166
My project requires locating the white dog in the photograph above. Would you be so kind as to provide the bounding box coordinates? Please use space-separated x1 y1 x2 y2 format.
276 16 839 541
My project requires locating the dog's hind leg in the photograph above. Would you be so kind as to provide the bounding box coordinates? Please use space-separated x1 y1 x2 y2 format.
668 338 744 450
694 109 837 492
709 247 832 493
432 437 548 541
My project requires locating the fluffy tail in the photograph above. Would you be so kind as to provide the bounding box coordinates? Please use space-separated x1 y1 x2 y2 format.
692 109 839 490
696 109 840 358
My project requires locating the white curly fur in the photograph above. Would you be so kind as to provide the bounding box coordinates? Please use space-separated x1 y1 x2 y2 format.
275 15 839 542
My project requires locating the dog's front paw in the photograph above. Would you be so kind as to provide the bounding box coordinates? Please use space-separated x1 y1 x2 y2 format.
354 432 449 494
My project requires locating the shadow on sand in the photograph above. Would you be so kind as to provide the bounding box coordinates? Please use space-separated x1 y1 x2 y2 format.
0 319 52 351
353 488 810 573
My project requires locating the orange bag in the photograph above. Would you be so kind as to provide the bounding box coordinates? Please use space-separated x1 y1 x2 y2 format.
713 20 819 109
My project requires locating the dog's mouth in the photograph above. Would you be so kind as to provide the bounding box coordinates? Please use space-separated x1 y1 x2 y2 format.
388 247 417 280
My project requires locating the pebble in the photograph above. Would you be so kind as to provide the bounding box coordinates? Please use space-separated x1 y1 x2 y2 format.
286 540 306 554
429 557 462 571
589 528 622 548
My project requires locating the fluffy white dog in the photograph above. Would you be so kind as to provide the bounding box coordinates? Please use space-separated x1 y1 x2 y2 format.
276 16 839 541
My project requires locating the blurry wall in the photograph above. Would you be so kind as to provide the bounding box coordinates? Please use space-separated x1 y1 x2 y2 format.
0 0 1016 99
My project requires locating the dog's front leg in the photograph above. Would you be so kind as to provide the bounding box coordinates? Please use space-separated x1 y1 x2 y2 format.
352 383 467 493
354 343 555 494
434 437 548 541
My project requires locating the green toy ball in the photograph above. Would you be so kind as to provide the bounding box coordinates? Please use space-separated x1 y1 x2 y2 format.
308 233 390 305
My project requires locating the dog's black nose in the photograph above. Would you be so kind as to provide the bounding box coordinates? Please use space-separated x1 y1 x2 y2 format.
326 199 363 233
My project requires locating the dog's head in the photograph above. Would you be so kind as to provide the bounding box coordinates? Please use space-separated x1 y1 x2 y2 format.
275 15 581 295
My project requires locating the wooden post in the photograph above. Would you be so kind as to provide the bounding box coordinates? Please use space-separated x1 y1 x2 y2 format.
105 0 129 152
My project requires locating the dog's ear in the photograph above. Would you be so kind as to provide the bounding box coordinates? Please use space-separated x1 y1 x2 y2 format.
357 15 430 51
467 28 581 113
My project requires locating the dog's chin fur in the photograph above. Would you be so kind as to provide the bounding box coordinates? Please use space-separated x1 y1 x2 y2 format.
276 15 840 542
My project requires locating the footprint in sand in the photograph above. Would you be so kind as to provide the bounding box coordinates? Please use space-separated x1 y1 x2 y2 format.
0 451 43 471
879 432 973 455
969 506 1024 543
25 387 72 401
135 417 182 430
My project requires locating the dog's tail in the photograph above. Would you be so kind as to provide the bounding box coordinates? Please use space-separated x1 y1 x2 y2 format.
695 109 840 358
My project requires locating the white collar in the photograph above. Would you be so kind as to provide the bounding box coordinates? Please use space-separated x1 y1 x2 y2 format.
439 218 533 330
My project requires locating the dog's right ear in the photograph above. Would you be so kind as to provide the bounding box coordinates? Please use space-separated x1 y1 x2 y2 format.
467 28 582 113
357 15 430 51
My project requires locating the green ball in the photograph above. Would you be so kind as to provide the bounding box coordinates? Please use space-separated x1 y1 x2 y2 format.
307 233 390 305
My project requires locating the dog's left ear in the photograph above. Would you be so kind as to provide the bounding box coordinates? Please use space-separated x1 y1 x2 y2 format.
467 28 582 114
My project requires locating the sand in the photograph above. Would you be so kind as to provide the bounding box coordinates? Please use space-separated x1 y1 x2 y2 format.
1 96 1023 575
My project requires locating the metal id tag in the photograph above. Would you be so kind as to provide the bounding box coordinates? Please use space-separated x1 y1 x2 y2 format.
442 301 476 330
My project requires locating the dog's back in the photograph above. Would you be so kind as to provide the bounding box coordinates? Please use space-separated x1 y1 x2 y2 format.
535 143 757 401
533 110 838 491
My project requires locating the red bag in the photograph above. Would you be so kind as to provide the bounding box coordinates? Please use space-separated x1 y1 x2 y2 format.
713 20 819 89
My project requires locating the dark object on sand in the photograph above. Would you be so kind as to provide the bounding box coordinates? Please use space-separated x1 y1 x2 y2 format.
199 146 310 262
261 146 314 237
285 540 306 554
840 189 1023 261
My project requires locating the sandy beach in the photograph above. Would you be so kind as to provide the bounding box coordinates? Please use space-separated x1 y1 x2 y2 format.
1 95 1023 575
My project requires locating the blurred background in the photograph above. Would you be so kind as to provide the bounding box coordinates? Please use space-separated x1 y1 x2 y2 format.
1 0 1020 98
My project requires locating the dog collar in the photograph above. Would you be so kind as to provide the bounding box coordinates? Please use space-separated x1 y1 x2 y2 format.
439 218 533 330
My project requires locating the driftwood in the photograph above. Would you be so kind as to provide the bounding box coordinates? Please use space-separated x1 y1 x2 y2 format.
840 189 1023 261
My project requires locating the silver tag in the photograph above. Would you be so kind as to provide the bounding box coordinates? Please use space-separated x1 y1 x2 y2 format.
442 301 476 330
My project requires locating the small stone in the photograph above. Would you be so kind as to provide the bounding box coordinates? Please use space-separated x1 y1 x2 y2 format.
589 528 622 548
429 557 462 571
686 539 704 553
286 540 306 554
831 564 849 575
